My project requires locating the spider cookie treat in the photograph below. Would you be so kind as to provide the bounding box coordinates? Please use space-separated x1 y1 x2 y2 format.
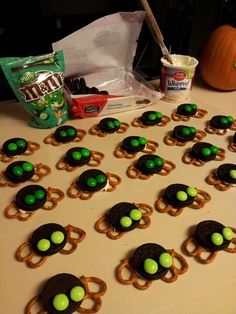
205 115 236 135
16 223 86 268
164 125 206 146
114 136 159 159
67 169 121 200
171 103 208 121
0 137 40 163
25 273 107 314
182 220 236 264
89 117 129 137
44 125 86 146
0 160 51 187
4 184 64 221
95 202 153 239
228 132 236 152
206 163 236 191
182 142 225 166
116 243 188 290
155 183 211 216
126 154 176 180
56 147 105 171
131 110 170 128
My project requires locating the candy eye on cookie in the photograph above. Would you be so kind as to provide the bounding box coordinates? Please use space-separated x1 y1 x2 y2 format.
182 220 236 264
56 147 105 171
4 184 64 221
67 169 121 200
116 243 188 290
182 142 225 166
171 103 208 121
89 117 129 136
114 136 159 159
44 125 86 146
126 154 176 180
25 273 107 314
205 115 236 135
0 137 40 163
155 183 211 216
16 223 86 268
95 202 153 239
131 110 170 128
206 163 236 191
164 125 206 146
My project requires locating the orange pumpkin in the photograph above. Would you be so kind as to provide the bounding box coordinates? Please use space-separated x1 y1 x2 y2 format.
200 25 236 91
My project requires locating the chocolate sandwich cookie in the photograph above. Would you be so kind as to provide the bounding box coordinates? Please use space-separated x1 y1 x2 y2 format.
2 138 28 156
140 111 163 126
209 115 234 130
107 202 142 232
5 161 34 183
176 103 198 117
131 243 173 280
98 117 121 133
65 147 91 167
216 163 236 184
121 136 147 153
190 142 219 161
163 184 197 209
54 125 77 143
76 169 107 192
172 125 197 142
40 273 85 314
195 220 233 252
31 223 67 256
136 154 164 175
15 184 47 211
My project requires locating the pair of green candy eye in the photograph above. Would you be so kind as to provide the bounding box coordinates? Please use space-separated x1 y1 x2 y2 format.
145 157 163 169
130 137 147 147
24 189 45 205
106 120 120 129
211 227 233 246
71 148 90 161
53 285 85 311
12 162 34 177
7 139 26 151
176 187 197 202
201 145 218 156
59 128 76 138
120 209 142 228
37 231 65 252
183 104 197 113
219 116 234 125
147 112 163 121
143 253 173 275
86 174 106 187
181 127 196 136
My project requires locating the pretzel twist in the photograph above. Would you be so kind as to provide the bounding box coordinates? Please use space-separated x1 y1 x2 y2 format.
224 227 236 253
42 187 64 210
195 108 208 118
155 197 184 216
4 202 34 221
0 172 19 187
60 225 86 255
30 163 51 182
25 295 47 314
192 130 207 142
67 182 93 200
228 142 236 152
87 151 105 167
113 146 138 159
15 241 48 268
205 173 232 191
182 152 205 166
171 112 190 122
190 189 211 209
142 140 159 154
163 135 186 146
106 173 121 192
25 141 41 155
205 124 227 135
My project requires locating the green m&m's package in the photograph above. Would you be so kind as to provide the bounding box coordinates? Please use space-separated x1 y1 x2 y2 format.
1 51 69 128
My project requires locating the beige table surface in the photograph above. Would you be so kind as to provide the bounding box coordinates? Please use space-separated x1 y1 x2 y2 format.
0 78 236 314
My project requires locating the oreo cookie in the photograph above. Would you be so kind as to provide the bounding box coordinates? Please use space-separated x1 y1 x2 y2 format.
176 103 197 116
5 161 34 183
31 223 67 256
163 184 195 209
76 169 107 192
40 273 85 314
140 111 163 126
107 202 141 232
190 142 219 161
98 118 121 133
121 136 147 153
209 115 234 130
2 138 28 157
195 220 231 252
172 125 196 142
65 147 91 167
54 126 77 143
216 163 236 184
15 184 47 211
136 154 164 175
131 243 171 280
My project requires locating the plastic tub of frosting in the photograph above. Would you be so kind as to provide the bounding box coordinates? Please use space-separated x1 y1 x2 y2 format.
160 54 198 102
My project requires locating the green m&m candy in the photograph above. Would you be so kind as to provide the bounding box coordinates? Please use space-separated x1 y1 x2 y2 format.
16 139 26 148
159 252 173 268
59 130 67 137
155 157 163 167
155 112 163 119
67 128 76 136
107 121 114 129
34 189 45 200
148 113 156 121
210 145 219 155
96 174 106 184
181 127 190 136
72 151 82 160
176 191 188 201
186 186 197 197
70 286 85 302
22 162 33 172
145 160 155 169
12 166 23 177
86 178 97 187
53 294 69 311
222 227 233 241
201 147 211 156
81 148 90 158
130 139 139 147
24 194 35 205
211 232 223 245
37 239 50 252
143 258 158 274
229 169 236 179
129 209 142 221
139 137 147 145
51 231 65 244
7 143 17 151
120 216 132 228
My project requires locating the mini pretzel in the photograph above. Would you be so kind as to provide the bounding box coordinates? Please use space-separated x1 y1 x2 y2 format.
95 203 153 239
228 142 236 152
164 129 206 146
15 224 86 268
116 249 188 290
126 159 176 180
25 275 107 314
44 128 86 146
4 187 64 221
0 140 40 163
56 150 105 171
205 120 236 136
155 188 211 216
0 163 51 187
182 147 225 167
114 140 159 159
206 172 234 191
182 227 236 264
131 115 170 128
89 122 129 137
67 172 121 200
171 108 208 121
